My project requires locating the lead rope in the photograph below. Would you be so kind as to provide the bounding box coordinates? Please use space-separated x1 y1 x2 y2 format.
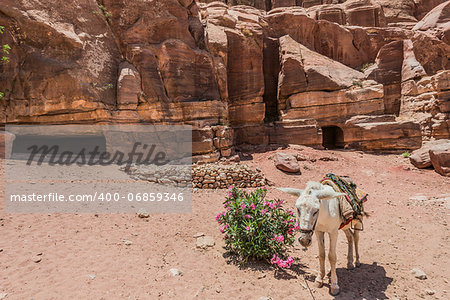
303 275 316 300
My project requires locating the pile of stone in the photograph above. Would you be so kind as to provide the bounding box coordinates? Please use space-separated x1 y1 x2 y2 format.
192 163 267 189
124 164 191 187
123 162 268 189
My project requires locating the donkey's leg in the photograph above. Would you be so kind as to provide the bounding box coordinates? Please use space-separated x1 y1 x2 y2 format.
328 230 340 296
354 229 361 267
343 229 354 269
315 231 326 288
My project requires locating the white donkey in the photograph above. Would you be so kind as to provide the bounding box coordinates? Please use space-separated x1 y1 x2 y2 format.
279 182 362 296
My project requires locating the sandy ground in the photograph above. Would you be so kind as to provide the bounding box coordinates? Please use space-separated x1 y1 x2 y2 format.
0 146 449 300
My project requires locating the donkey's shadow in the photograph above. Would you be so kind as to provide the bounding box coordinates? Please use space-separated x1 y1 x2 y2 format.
333 262 393 300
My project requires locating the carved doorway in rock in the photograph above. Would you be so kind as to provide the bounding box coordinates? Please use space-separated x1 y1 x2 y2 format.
322 126 344 149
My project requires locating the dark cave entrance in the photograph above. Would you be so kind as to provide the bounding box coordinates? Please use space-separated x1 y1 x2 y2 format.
322 126 344 149
263 37 280 123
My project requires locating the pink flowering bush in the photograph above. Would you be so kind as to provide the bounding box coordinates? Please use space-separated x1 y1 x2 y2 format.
216 186 297 268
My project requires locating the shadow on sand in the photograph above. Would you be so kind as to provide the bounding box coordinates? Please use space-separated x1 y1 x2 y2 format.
223 251 308 280
333 262 393 300
224 251 392 299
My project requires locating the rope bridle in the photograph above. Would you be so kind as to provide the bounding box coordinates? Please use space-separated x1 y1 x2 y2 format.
298 216 318 236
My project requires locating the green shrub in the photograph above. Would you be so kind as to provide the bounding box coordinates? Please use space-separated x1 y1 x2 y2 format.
242 29 253 37
216 186 297 268
360 62 374 72
98 4 112 20
402 151 410 158
1 26 10 63
1 25 10 99
352 80 363 88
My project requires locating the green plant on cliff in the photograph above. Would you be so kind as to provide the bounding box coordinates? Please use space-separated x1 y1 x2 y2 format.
0 26 9 62
0 25 11 100
360 62 374 73
242 29 253 37
352 80 363 88
98 4 112 20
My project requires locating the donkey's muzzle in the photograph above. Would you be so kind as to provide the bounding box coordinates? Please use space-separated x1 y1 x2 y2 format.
299 236 312 248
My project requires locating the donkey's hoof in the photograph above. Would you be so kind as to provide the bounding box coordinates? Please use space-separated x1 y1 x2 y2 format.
355 261 361 268
330 285 340 296
315 278 324 288
347 262 354 270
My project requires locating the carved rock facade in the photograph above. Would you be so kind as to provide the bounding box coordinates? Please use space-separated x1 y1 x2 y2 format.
1 0 449 161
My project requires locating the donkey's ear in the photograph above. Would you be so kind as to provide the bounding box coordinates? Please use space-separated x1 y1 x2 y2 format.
277 188 304 197
315 189 346 201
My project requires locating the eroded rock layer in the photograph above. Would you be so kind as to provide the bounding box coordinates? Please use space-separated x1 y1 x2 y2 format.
1 0 449 161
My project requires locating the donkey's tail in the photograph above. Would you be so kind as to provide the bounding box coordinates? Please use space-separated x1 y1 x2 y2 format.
277 187 303 197
362 211 370 218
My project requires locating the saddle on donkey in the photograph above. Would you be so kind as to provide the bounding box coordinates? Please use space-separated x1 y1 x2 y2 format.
321 173 368 230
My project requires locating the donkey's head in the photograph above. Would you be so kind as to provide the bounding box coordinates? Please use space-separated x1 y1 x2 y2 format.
279 182 345 248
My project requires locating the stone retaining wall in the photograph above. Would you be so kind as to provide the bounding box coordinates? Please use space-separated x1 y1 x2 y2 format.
193 163 267 189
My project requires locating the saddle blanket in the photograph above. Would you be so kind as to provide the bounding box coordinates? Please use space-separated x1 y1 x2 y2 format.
321 173 368 230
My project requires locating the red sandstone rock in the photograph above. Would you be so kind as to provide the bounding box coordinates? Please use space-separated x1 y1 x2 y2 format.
400 70 450 140
265 7 373 68
105 0 196 49
409 139 450 168
212 125 234 153
233 124 269 146
281 89 385 124
402 39 427 82
308 0 386 27
117 62 142 110
154 40 220 102
303 0 325 8
225 26 265 106
108 0 224 126
366 41 404 85
372 0 418 24
413 1 450 45
192 128 215 155
199 0 446 24
0 131 16 159
268 120 322 146
230 0 267 10
278 35 364 99
429 140 450 176
0 0 120 123
309 5 345 24
272 0 298 9
344 115 423 150
274 152 301 173
204 22 229 101
278 36 384 124
0 0 447 160
414 0 448 21
365 40 404 115
344 0 387 27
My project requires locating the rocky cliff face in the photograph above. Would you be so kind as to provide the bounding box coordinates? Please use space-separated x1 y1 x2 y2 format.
1 0 449 160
